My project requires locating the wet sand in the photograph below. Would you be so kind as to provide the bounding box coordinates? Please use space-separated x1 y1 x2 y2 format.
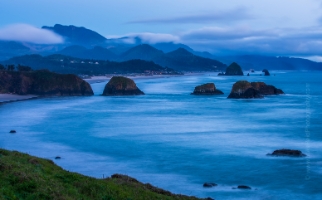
0 94 38 103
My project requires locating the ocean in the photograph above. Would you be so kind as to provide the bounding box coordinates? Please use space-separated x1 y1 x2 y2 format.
1 71 321 200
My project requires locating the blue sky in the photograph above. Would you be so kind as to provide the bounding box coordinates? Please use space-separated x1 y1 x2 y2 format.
1 0 322 58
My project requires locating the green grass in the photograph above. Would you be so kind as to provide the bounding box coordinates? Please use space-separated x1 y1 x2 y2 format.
0 149 203 200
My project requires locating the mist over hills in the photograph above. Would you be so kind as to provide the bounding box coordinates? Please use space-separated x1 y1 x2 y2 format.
0 24 321 72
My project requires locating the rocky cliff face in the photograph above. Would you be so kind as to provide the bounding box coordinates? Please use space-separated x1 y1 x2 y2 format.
228 81 283 99
102 76 144 96
191 83 223 95
0 70 94 96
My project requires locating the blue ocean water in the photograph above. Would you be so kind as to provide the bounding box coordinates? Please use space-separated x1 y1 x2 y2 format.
0 71 321 200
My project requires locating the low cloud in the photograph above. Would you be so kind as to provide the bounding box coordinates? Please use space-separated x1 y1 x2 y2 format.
0 24 63 44
128 7 251 24
179 26 322 56
128 33 180 44
107 32 180 44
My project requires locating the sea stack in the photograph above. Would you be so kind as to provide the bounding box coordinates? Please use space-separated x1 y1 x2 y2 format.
262 69 270 76
227 81 262 99
227 81 284 99
102 76 144 96
191 83 224 95
218 62 243 76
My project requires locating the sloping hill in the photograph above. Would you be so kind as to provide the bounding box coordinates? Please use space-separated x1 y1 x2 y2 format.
2 54 179 75
0 148 202 200
119 45 226 72
216 55 322 70
42 24 107 47
59 45 117 61
120 44 164 61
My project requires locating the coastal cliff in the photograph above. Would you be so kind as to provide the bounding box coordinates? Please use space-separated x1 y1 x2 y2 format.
0 148 203 200
102 76 144 96
0 70 93 96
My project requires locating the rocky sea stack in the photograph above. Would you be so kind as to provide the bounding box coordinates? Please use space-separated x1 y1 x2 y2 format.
191 83 223 95
262 69 270 76
0 70 93 96
102 76 144 96
227 81 284 99
218 62 243 76
267 149 306 157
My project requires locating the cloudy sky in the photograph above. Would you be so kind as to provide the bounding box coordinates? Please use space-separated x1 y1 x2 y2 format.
1 0 322 58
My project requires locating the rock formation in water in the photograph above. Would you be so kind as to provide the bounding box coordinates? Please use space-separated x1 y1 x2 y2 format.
267 149 306 157
262 69 270 76
227 81 263 99
228 81 284 99
237 185 251 190
218 62 244 76
191 83 224 95
0 70 93 96
203 182 217 188
102 76 144 96
251 82 284 95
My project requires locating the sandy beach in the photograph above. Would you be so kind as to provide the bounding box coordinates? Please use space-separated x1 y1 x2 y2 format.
83 73 205 84
0 94 38 103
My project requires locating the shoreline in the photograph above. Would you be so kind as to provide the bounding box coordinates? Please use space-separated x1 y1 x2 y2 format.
0 94 38 104
83 73 205 84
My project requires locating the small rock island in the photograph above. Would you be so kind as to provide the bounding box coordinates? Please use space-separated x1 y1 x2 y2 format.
0 70 93 96
218 62 244 76
227 81 284 99
267 149 306 157
191 83 224 95
102 76 144 96
262 69 270 76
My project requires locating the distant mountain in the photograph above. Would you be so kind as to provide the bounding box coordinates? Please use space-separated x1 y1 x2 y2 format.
42 24 107 47
152 42 193 53
1 54 179 75
216 55 322 71
161 48 226 71
58 45 117 61
119 45 226 72
120 44 164 61
105 36 194 55
0 41 31 60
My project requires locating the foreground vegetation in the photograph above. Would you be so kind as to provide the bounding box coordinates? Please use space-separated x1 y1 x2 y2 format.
0 149 203 200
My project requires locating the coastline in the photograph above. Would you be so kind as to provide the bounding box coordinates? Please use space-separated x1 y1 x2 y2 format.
0 94 38 104
83 73 205 84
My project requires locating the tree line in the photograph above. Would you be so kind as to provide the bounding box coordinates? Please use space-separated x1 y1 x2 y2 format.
0 64 32 72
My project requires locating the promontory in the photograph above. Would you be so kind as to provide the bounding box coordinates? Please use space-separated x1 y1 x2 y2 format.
0 69 93 96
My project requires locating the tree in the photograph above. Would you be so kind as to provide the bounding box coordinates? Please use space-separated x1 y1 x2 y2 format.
0 64 5 70
17 65 32 72
7 65 15 71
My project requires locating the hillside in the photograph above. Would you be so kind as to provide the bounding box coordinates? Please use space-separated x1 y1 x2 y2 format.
42 24 107 47
120 44 164 61
119 45 227 72
0 148 203 200
58 45 117 61
0 70 93 96
2 54 179 75
216 55 322 70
